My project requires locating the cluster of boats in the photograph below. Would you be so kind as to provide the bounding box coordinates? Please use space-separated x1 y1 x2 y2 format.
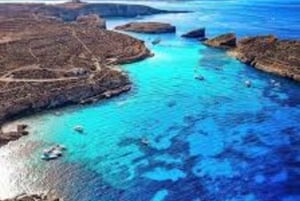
270 79 281 87
244 79 281 88
41 125 84 161
194 72 281 89
41 144 66 161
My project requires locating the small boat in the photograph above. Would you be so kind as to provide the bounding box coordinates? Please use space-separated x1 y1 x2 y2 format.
141 138 150 145
41 151 62 161
43 146 55 154
41 153 59 161
56 144 66 151
194 75 205 81
41 144 66 161
74 125 84 133
152 38 161 45
52 149 63 156
270 79 276 84
245 80 252 88
274 82 281 88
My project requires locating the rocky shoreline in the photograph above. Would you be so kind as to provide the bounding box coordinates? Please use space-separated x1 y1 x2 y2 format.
0 124 29 146
1 2 299 200
233 36 300 81
0 3 155 145
0 2 170 199
203 34 300 82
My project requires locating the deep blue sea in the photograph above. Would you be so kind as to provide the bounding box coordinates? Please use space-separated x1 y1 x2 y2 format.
0 0 300 201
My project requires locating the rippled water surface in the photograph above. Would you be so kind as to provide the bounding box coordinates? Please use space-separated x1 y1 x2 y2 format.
0 0 300 201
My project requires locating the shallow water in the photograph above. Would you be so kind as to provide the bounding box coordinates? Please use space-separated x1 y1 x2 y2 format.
0 0 300 201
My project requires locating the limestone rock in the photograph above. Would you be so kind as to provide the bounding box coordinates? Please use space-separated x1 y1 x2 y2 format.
203 33 236 49
182 28 205 39
233 35 300 82
203 33 300 82
0 124 29 146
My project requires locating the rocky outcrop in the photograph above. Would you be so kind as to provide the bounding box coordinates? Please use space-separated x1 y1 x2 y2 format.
203 33 236 49
204 33 300 82
0 124 29 146
115 22 176 34
0 3 187 21
232 35 300 82
182 28 205 39
0 15 151 145
76 14 106 29
1 191 61 201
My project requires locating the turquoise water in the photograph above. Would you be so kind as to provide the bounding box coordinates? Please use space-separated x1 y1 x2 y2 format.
0 0 300 200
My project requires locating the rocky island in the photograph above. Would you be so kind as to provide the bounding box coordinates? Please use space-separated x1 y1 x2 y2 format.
203 33 237 49
115 22 176 34
204 34 300 82
181 28 206 39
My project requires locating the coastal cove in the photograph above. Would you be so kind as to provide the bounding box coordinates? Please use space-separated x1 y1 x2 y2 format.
1 0 300 201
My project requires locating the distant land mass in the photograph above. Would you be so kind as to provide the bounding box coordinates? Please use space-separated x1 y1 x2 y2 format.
0 2 186 20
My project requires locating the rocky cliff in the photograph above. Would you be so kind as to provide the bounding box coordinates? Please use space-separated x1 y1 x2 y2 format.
182 28 206 39
232 35 300 82
203 34 300 82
